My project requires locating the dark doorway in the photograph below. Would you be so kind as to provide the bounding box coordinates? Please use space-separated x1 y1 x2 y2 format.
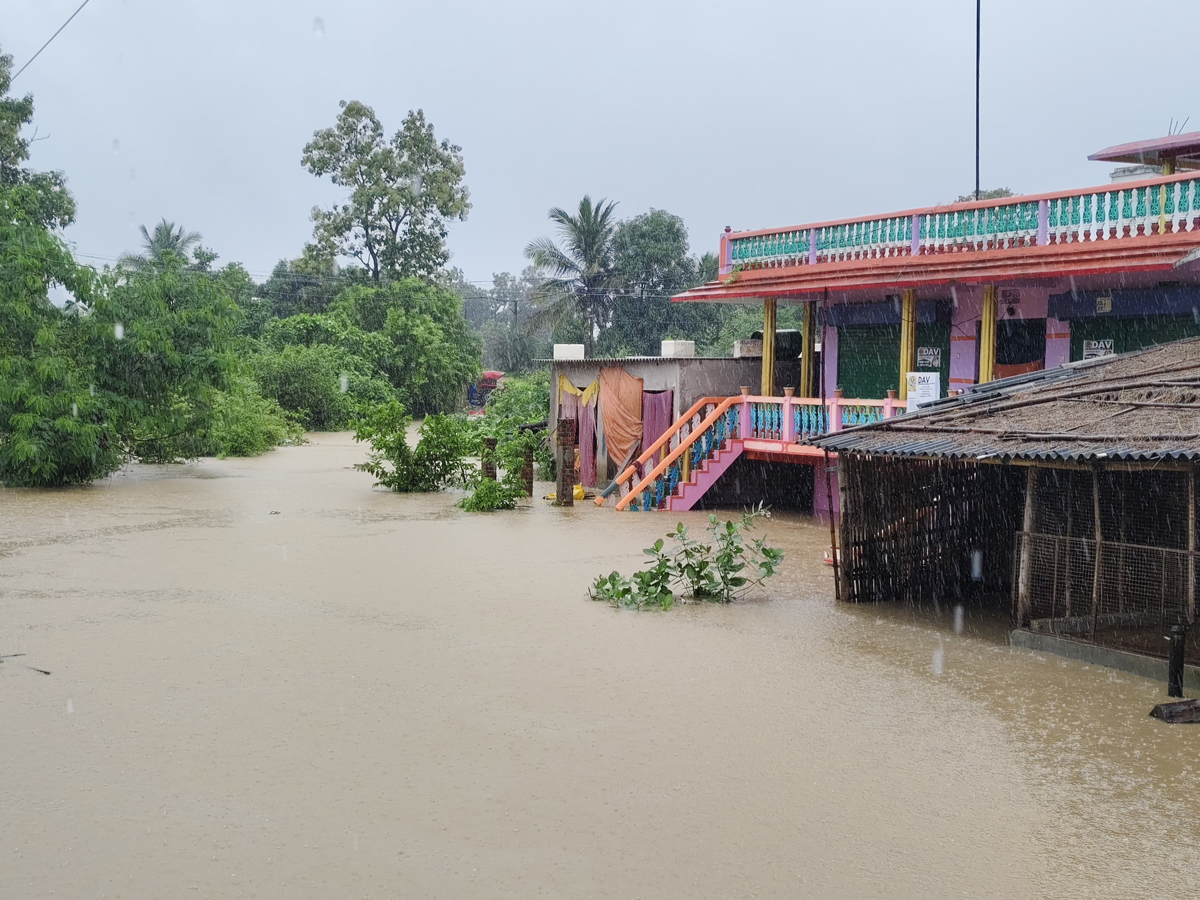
993 318 1046 380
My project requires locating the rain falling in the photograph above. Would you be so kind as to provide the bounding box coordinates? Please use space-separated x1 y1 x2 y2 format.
4 1 1200 896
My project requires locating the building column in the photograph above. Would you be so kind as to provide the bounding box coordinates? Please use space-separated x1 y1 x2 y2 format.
897 289 917 400
761 297 777 396
978 284 998 384
799 301 816 398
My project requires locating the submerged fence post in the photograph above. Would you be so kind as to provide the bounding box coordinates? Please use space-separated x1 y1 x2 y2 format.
481 437 497 481
555 418 574 507
1169 624 1186 698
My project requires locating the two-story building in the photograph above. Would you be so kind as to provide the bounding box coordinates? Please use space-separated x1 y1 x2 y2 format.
602 133 1200 516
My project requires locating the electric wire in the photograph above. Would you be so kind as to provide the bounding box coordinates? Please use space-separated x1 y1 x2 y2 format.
12 0 94 82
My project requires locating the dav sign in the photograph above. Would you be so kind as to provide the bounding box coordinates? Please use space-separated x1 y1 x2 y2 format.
1082 339 1115 360
906 371 941 408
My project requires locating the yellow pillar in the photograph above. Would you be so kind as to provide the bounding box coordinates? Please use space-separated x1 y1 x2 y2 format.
799 301 816 398
1161 157 1174 233
897 289 917 400
761 297 777 396
979 284 997 384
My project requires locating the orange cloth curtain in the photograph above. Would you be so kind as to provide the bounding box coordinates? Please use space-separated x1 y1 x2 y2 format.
599 367 644 467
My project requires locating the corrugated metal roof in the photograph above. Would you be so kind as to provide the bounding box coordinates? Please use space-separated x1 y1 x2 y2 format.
1088 132 1200 167
814 338 1200 463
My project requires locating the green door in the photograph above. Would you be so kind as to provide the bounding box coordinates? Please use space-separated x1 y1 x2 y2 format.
837 324 900 399
837 323 950 400
1070 315 1200 361
915 321 951 396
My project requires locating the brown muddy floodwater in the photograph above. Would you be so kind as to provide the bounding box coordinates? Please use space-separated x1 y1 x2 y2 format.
3 433 1199 898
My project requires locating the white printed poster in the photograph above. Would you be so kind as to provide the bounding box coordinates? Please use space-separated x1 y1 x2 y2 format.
906 372 941 408
1082 339 1114 360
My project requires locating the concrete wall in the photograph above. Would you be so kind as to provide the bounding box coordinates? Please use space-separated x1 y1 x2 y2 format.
551 357 804 484
551 357 805 425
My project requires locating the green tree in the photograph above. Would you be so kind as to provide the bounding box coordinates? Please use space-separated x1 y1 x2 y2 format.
252 343 359 431
0 49 75 229
117 220 204 272
524 196 619 356
600 209 723 356
302 102 470 282
331 278 481 414
259 256 347 319
0 186 118 486
86 258 241 462
954 187 1016 203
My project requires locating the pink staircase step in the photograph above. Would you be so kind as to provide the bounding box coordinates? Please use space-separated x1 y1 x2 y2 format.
669 441 744 511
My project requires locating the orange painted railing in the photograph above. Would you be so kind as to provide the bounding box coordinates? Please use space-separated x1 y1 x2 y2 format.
605 396 724 502
605 391 911 511
614 397 742 511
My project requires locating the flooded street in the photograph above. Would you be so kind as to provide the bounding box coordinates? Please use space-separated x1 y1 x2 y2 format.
2 433 1198 898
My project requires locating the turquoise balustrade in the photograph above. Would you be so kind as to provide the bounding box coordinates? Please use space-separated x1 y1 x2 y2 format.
724 174 1200 271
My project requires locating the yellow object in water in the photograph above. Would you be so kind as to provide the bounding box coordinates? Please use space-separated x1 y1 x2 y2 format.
543 484 587 502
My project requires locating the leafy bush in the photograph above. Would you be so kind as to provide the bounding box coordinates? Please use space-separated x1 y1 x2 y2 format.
473 370 554 480
86 258 242 462
252 344 359 430
589 506 783 609
203 373 304 458
458 474 524 512
353 401 472 492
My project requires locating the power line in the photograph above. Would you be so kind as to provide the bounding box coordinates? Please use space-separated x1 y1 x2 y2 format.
12 0 94 82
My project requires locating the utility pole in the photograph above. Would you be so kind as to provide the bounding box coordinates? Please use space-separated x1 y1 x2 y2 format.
975 0 981 202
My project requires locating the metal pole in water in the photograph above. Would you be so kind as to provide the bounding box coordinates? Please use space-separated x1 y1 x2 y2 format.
1169 624 1186 698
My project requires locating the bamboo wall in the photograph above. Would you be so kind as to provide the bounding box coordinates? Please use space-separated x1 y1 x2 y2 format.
838 454 1026 606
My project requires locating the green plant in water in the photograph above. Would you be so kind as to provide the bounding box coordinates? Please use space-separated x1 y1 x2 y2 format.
458 473 523 511
353 401 473 492
589 504 782 609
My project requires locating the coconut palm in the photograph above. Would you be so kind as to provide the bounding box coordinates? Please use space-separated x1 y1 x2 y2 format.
524 196 619 355
118 219 202 271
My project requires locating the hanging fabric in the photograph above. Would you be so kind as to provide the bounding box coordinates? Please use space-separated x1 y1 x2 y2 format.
599 367 644 469
558 375 599 407
578 395 597 487
641 390 675 467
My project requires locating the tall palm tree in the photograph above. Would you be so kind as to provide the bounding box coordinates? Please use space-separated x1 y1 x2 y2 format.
524 196 618 355
118 219 202 271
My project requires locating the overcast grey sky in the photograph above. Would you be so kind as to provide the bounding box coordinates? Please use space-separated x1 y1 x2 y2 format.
6 0 1197 286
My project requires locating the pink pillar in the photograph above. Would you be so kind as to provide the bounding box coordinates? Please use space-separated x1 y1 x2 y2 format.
781 391 796 442
1045 317 1071 369
950 288 982 390
822 325 839 398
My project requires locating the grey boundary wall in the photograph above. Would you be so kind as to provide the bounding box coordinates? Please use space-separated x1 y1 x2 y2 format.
1010 629 1200 690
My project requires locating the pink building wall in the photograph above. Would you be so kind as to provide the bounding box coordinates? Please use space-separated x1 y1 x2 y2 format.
822 323 839 397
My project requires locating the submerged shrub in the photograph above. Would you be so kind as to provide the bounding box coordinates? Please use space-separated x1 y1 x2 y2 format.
353 401 472 492
590 505 783 609
204 374 304 458
458 474 523 512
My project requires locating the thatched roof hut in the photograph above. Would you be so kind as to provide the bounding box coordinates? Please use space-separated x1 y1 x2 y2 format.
815 339 1200 664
